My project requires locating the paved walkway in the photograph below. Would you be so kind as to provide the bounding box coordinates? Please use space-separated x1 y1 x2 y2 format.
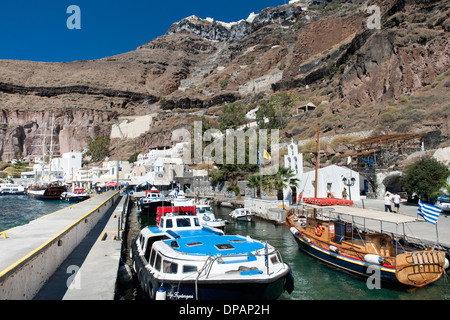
34 195 126 300
331 198 450 250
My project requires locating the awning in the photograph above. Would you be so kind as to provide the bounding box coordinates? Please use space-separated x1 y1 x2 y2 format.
302 204 418 224
328 205 418 224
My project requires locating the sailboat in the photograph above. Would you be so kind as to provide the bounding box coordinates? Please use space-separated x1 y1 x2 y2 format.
286 124 449 287
27 114 67 200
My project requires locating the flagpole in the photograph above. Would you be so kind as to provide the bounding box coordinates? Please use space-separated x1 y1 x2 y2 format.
258 149 262 200
435 222 440 248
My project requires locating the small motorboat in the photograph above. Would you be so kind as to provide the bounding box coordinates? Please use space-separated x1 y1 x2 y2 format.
60 188 90 202
229 208 255 222
196 202 229 231
131 211 293 300
138 187 171 215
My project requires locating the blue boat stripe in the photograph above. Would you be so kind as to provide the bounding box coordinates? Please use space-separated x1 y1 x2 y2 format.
296 234 396 275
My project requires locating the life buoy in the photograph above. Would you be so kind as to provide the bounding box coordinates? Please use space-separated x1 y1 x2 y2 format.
297 192 303 203
315 223 323 237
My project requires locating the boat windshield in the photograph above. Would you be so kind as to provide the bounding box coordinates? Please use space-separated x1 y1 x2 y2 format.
197 206 212 214
176 217 200 228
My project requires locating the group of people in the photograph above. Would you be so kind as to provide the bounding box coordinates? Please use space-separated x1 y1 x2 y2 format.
341 187 402 213
384 192 401 213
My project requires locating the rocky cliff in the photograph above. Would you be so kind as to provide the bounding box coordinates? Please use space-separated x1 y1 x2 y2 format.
0 0 448 162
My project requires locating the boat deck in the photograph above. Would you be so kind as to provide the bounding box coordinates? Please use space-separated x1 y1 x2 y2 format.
165 232 265 256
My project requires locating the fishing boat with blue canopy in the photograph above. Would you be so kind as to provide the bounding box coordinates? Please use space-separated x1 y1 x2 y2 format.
131 210 294 300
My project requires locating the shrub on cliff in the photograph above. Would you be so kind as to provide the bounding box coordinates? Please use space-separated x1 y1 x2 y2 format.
85 135 110 162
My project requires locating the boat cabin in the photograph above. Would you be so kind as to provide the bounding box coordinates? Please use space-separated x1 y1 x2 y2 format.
196 204 213 215
301 212 396 261
156 206 197 227
145 189 163 198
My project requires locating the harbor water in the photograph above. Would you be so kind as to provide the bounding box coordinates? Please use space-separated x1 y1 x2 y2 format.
2 195 448 300
137 205 449 300
213 206 450 300
0 195 72 232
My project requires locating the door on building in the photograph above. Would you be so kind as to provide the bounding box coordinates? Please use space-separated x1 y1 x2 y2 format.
291 186 297 204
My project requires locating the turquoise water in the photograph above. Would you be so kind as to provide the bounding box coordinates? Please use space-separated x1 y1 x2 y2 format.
0 195 72 232
211 206 450 300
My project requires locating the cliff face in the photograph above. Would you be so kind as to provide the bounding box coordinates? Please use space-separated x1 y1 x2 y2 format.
166 5 303 42
338 1 450 106
0 109 116 161
0 0 448 162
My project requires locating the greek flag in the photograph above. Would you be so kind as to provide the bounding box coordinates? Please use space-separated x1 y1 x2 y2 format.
418 199 441 224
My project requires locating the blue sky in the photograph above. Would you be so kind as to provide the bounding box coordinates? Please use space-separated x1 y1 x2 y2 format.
0 0 287 62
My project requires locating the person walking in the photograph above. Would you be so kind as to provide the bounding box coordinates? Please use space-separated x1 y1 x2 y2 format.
342 188 348 200
392 193 401 213
384 193 393 212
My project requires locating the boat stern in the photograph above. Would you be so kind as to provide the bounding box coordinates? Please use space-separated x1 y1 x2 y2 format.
395 250 446 287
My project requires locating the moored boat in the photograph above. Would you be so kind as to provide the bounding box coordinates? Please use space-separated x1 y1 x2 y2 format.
196 202 229 231
60 188 90 202
138 187 171 215
131 212 294 300
27 184 67 200
286 205 449 287
0 184 26 195
230 208 255 222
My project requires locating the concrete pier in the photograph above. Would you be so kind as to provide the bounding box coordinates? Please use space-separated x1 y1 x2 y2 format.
0 191 122 300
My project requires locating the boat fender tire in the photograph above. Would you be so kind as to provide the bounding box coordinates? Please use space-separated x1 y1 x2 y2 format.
284 271 294 294
315 223 323 237
150 278 159 300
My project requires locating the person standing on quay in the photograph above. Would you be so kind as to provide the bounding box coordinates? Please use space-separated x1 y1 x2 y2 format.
392 193 401 213
342 188 348 199
384 193 393 212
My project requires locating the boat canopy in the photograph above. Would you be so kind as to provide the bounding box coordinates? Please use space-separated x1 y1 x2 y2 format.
305 204 418 224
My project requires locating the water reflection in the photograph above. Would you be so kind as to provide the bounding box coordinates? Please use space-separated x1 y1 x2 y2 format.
213 205 450 300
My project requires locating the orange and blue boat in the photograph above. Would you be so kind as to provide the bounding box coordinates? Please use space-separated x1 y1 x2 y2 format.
286 204 448 287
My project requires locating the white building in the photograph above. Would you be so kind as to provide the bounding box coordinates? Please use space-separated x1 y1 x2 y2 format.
93 161 131 184
28 152 82 182
51 152 83 181
131 142 188 187
283 141 361 204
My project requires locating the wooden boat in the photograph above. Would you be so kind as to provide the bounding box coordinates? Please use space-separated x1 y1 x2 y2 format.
287 123 448 287
27 184 67 200
286 205 448 287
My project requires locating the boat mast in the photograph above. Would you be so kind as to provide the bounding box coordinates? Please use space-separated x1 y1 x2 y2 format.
314 123 319 199
49 114 55 180
42 122 48 181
